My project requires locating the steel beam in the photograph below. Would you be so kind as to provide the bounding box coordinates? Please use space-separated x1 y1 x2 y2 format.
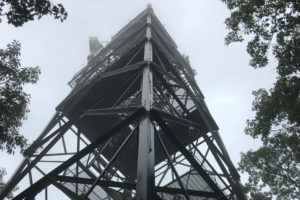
1 118 74 200
112 70 143 108
150 110 228 200
0 113 61 199
84 125 138 197
136 114 155 200
99 61 145 79
155 127 190 200
136 15 155 200
80 106 142 118
155 187 216 198
153 74 180 116
153 68 190 115
152 108 199 128
34 165 85 200
56 176 216 198
57 176 135 190
12 108 145 200
153 50 242 192
3 7 246 200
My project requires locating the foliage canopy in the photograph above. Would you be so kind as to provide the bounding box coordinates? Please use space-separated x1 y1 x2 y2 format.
221 0 300 199
0 41 41 154
0 168 17 199
0 0 67 27
0 0 67 196
0 0 67 155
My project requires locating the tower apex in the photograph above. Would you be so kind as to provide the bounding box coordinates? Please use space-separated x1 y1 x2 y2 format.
147 3 153 12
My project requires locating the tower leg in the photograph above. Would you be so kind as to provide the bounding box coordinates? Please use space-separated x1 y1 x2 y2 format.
136 116 155 200
136 32 154 199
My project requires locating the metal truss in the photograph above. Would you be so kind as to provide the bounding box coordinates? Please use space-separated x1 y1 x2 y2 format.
0 5 246 200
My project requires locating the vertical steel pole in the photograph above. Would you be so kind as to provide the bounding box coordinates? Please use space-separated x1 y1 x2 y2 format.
136 12 155 200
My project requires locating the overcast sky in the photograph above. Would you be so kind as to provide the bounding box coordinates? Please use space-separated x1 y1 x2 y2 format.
1 0 277 199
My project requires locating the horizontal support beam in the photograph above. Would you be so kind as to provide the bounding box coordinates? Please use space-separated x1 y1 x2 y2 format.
31 152 76 157
151 108 200 128
56 176 135 190
81 106 142 118
99 61 146 79
47 177 85 200
155 186 216 198
56 176 216 198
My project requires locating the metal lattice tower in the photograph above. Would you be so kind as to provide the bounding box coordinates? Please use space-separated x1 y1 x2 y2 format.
1 5 246 200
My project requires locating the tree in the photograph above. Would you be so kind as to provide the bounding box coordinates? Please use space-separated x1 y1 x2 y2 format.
0 40 41 154
0 0 67 27
0 168 17 199
0 1 67 197
0 1 67 153
221 0 300 199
